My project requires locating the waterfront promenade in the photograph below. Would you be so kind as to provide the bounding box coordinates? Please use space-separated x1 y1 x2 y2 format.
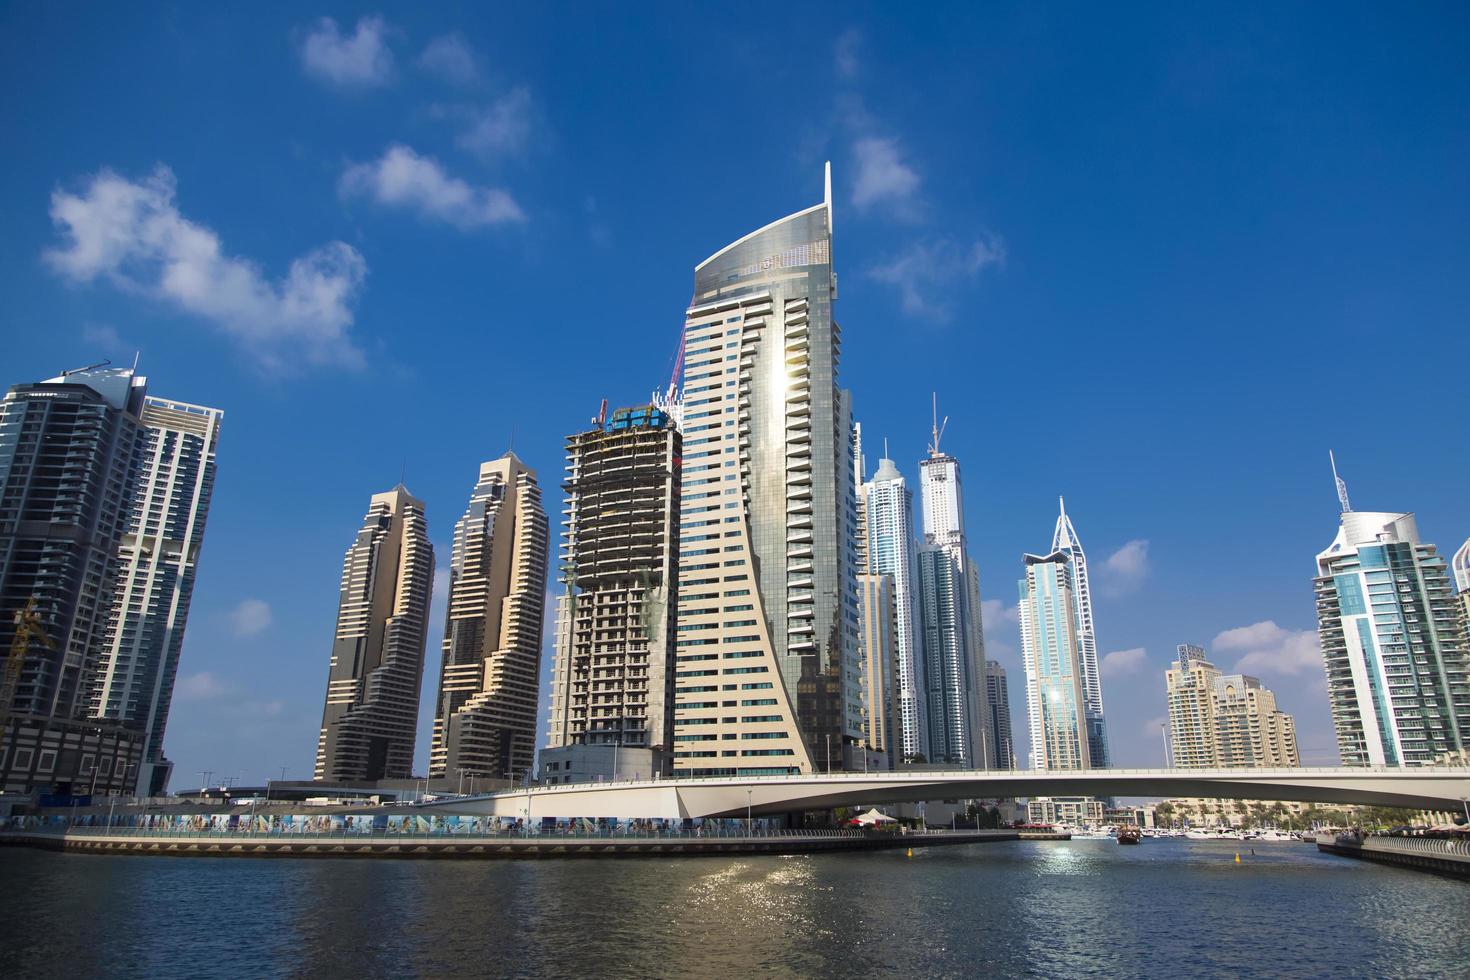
1316 832 1470 879
0 826 1052 860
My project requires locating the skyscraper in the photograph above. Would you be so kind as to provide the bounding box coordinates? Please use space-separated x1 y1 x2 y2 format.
917 411 986 768
865 456 925 762
0 365 148 796
984 660 1015 769
1315 505 1470 766
545 404 680 774
856 572 899 765
671 164 862 775
315 486 434 783
1019 551 1092 770
89 396 223 795
1166 646 1299 769
1052 498 1109 767
432 453 548 782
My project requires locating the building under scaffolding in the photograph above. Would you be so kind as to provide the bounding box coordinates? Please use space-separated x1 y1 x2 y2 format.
544 405 681 782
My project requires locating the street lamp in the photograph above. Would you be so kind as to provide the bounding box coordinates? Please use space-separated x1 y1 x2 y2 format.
825 734 831 773
1461 796 1468 827
746 789 753 837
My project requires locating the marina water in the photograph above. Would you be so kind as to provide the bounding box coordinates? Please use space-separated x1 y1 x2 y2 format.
2 838 1464 977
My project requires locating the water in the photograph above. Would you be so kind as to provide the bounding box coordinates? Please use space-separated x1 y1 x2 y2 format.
1 839 1465 977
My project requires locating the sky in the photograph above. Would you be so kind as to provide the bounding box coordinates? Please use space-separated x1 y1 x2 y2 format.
2 3 1467 788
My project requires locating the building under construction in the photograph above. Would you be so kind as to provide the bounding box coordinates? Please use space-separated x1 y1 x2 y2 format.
544 404 680 782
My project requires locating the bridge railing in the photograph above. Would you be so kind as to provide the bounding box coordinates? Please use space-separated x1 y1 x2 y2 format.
1363 835 1470 861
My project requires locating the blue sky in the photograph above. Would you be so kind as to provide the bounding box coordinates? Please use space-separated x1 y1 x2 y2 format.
3 4 1467 786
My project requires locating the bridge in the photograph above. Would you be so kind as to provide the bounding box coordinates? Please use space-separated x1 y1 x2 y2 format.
422 767 1470 822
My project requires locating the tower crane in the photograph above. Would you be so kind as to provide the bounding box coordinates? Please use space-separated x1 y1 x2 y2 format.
1 599 54 732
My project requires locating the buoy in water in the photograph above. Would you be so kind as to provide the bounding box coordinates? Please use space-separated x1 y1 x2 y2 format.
907 848 913 858
1234 852 1241 864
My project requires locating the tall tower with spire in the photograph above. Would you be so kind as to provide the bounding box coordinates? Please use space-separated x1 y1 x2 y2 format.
669 163 862 775
1314 458 1470 766
916 395 988 768
1051 497 1109 767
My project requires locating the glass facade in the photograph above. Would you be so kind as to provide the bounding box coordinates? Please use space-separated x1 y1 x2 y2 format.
1315 511 1470 766
673 169 862 775
1019 552 1092 771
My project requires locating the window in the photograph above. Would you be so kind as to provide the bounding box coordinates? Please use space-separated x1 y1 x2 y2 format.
37 750 56 773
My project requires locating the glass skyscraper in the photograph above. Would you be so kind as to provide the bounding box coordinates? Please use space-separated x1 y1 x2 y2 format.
865 456 926 762
1051 498 1109 767
671 164 863 775
918 441 986 768
1315 508 1470 766
1019 551 1092 770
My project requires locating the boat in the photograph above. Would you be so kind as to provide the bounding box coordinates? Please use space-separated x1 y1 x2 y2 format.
1117 827 1142 845
1249 829 1295 842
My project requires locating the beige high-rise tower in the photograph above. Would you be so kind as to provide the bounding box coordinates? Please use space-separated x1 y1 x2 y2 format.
1166 645 1300 769
431 453 548 782
315 486 434 782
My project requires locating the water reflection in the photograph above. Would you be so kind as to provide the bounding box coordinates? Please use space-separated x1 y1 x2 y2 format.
1 840 1465 979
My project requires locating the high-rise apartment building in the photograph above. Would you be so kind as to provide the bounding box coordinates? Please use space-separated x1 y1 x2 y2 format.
89 396 222 796
671 165 863 776
1315 506 1470 766
546 405 680 773
315 487 434 783
856 572 899 765
984 660 1015 769
1166 646 1300 768
1019 551 1092 770
1 366 149 796
1052 498 1109 767
865 456 925 762
432 453 548 782
917 424 986 768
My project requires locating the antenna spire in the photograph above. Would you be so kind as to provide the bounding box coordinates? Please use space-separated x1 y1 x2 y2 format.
1330 450 1352 513
928 392 948 457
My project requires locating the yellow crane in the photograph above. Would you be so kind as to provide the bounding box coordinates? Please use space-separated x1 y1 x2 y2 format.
1 599 54 731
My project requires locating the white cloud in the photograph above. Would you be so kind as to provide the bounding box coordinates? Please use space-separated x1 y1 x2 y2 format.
340 144 525 229
81 322 127 351
980 598 1020 662
981 598 1019 628
299 16 394 89
1213 620 1321 676
1101 647 1147 676
1100 539 1151 596
45 165 366 373
418 33 479 86
432 567 451 607
228 598 273 637
835 28 861 80
852 137 921 214
867 235 1005 319
175 672 227 701
450 87 535 160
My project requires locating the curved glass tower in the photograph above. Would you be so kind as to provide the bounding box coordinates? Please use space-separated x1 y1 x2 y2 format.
672 165 863 775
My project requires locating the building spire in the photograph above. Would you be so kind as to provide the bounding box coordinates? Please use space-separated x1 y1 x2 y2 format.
928 392 948 458
824 160 832 236
1330 450 1352 514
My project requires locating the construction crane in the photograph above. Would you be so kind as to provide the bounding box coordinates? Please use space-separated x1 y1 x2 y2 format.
928 392 949 458
1 599 54 731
